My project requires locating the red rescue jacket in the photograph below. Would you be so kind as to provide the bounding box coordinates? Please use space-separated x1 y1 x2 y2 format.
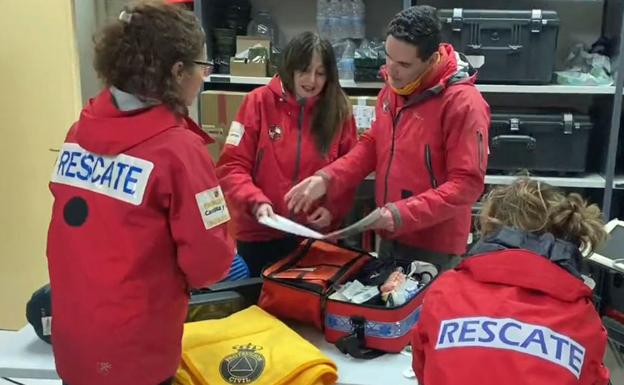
46 88 235 385
216 76 357 241
320 44 490 255
412 228 609 385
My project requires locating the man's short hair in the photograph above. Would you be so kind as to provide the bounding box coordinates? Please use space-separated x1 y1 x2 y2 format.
386 6 441 60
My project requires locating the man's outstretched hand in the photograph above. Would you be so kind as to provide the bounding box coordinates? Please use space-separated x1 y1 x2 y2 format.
285 175 328 214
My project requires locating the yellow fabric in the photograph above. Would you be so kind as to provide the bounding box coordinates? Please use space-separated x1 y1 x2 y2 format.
390 52 442 96
174 305 337 385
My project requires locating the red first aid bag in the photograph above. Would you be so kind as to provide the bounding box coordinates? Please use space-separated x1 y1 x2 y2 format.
258 240 370 330
259 240 430 356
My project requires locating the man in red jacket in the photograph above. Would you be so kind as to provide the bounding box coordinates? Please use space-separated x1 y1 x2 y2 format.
286 6 490 270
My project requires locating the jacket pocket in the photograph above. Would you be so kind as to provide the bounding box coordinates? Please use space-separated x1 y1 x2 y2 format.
424 144 438 188
252 149 264 182
477 130 486 174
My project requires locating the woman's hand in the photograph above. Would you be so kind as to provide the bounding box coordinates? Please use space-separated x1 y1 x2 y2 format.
307 206 333 229
254 203 275 220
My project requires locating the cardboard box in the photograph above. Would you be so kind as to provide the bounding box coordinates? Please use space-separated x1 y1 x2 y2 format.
230 36 271 77
236 36 270 53
229 58 267 77
200 91 247 161
348 96 377 135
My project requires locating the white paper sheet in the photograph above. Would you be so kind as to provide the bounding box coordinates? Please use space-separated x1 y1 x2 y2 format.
258 215 325 239
257 208 382 240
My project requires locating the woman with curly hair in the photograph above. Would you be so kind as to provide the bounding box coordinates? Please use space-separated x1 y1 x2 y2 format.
46 2 234 384
411 177 610 385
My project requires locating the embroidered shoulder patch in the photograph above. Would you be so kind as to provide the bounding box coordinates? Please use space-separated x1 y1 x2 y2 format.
195 186 230 229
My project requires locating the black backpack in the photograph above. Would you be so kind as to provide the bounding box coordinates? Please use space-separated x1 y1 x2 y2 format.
25 283 52 344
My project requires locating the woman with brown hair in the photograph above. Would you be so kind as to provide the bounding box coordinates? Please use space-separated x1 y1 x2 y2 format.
216 31 357 276
46 2 234 385
411 177 610 385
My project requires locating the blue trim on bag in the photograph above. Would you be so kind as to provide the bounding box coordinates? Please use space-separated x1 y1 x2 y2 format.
325 305 422 339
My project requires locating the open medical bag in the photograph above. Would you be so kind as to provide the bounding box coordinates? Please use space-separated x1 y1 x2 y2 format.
258 239 430 356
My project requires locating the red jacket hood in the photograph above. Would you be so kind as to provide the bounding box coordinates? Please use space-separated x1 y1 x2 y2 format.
381 43 476 93
457 249 592 303
75 88 211 155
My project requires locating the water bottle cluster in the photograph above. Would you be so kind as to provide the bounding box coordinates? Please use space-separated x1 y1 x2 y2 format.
317 0 366 80
317 0 365 42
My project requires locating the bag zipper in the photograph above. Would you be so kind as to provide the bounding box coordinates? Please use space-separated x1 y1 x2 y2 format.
266 251 370 295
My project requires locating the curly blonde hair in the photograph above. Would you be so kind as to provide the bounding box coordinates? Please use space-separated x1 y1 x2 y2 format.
479 177 606 254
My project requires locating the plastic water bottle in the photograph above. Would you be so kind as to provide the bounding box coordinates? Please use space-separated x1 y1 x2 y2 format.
339 0 352 40
352 0 365 39
328 0 342 42
338 40 356 79
247 10 277 47
316 0 330 39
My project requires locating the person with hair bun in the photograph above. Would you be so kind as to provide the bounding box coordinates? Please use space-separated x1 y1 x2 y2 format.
411 177 610 385
46 2 234 385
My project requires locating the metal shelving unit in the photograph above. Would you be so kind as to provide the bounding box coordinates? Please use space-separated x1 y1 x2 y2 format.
364 173 606 187
602 9 624 217
196 0 624 218
485 173 606 188
205 75 617 94
404 0 624 219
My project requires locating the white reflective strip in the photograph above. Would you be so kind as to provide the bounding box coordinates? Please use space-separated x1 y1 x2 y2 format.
226 121 245 146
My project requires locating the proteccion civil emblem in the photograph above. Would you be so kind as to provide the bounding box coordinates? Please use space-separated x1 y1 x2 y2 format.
219 343 265 384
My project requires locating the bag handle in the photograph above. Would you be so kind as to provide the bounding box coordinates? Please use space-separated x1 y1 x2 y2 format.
269 239 314 276
334 316 385 359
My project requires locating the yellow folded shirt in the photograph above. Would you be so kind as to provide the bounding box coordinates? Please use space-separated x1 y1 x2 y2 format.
174 305 337 385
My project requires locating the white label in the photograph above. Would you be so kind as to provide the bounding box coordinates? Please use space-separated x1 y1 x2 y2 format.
42 316 52 336
353 105 376 131
51 143 154 206
195 186 230 229
226 121 245 146
465 55 485 69
436 316 586 379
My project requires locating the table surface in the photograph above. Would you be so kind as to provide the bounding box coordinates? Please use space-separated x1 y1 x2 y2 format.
0 325 415 385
